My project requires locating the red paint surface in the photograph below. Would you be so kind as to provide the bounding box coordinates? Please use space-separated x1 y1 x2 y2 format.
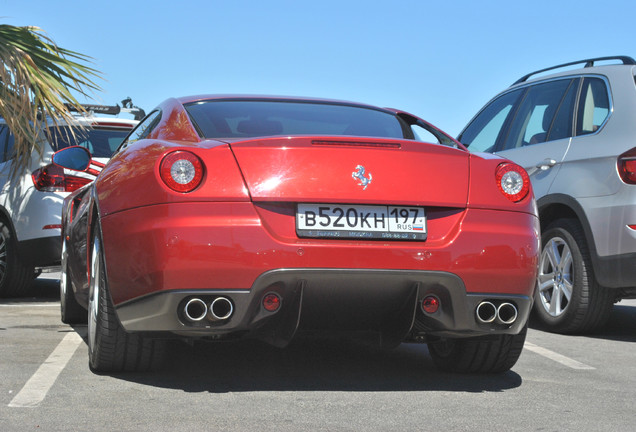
101 201 538 305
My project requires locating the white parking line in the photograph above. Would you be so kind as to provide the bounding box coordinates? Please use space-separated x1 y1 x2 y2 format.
8 332 83 408
525 342 595 370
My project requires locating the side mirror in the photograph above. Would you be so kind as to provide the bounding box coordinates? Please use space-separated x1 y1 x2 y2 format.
52 146 91 171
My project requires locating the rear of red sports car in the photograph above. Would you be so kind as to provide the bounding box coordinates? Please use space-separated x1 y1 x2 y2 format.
62 96 539 373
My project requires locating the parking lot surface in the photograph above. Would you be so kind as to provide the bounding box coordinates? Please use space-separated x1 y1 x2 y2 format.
2 274 636 431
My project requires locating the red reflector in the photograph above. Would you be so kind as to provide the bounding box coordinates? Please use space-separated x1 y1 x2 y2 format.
421 296 440 314
262 293 281 312
628 225 636 231
42 224 62 230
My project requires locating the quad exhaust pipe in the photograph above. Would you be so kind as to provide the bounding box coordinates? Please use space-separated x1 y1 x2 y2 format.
184 298 208 322
496 302 518 325
476 301 517 325
475 301 497 323
183 296 234 323
209 297 233 321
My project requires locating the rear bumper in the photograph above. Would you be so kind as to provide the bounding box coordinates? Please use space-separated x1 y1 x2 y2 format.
101 201 539 342
12 188 65 242
116 269 533 345
595 252 636 289
18 235 61 267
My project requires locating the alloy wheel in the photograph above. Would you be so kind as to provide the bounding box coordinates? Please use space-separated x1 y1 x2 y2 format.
538 236 573 317
88 238 101 351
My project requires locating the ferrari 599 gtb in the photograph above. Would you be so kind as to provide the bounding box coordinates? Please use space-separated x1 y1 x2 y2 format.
57 95 539 373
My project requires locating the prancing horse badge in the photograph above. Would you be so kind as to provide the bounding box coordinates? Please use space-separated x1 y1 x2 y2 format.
352 165 372 190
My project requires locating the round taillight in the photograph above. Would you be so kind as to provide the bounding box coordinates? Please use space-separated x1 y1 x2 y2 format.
160 151 204 193
495 163 530 202
262 293 281 312
421 295 440 314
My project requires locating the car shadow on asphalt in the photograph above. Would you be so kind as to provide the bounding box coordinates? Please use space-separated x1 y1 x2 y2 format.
587 303 636 342
0 275 59 304
93 336 523 394
529 302 636 343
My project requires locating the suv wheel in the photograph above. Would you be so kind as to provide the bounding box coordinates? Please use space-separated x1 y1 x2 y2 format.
535 218 614 333
0 219 34 297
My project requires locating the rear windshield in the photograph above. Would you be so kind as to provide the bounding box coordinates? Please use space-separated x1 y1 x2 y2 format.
184 100 410 140
46 126 132 158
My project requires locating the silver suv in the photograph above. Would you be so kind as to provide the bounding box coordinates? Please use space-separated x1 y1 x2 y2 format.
458 56 636 333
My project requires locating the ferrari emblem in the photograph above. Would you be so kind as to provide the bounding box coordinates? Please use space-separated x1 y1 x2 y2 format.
352 165 372 190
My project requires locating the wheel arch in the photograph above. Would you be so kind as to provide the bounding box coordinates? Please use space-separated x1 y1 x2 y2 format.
86 187 102 286
537 193 611 287
0 203 36 296
0 204 31 264
0 205 16 235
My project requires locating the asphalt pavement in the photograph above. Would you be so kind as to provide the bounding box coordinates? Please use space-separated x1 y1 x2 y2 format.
1 273 636 431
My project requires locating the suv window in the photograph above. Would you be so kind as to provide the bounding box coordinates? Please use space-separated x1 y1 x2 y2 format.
46 126 131 158
546 78 578 141
458 89 523 152
502 79 574 150
576 77 610 135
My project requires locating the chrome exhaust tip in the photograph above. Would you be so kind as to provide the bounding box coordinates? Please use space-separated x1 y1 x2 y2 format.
209 297 233 321
497 302 518 325
184 298 208 322
476 301 497 324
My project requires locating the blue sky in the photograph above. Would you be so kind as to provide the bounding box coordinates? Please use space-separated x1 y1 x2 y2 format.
3 0 635 135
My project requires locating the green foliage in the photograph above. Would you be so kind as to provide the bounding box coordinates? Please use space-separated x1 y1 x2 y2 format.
0 24 102 174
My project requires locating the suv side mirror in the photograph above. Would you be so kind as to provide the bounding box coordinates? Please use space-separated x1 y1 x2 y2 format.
52 146 92 171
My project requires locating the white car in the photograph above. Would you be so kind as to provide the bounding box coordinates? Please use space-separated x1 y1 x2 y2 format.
0 103 141 297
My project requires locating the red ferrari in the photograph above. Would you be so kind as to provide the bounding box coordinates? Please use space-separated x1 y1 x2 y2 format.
57 95 539 373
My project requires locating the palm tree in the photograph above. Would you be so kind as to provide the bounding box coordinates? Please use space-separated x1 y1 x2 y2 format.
0 24 101 174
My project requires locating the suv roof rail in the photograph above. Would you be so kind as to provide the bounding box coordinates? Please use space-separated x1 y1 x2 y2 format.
65 99 146 121
512 56 636 85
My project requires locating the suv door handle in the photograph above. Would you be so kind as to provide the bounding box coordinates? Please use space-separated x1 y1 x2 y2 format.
536 158 557 171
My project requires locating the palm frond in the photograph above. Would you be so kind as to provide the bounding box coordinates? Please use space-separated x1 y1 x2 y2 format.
0 24 102 175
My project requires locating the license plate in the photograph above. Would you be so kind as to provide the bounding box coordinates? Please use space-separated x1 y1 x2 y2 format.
296 204 426 240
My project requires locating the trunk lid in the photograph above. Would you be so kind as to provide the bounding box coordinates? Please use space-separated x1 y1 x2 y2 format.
229 137 469 207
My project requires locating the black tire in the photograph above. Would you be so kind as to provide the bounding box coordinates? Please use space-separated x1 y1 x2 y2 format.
0 219 34 298
428 325 527 373
60 240 87 324
87 229 165 372
534 218 614 334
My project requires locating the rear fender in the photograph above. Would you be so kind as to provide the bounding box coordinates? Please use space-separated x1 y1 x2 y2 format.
64 185 96 308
